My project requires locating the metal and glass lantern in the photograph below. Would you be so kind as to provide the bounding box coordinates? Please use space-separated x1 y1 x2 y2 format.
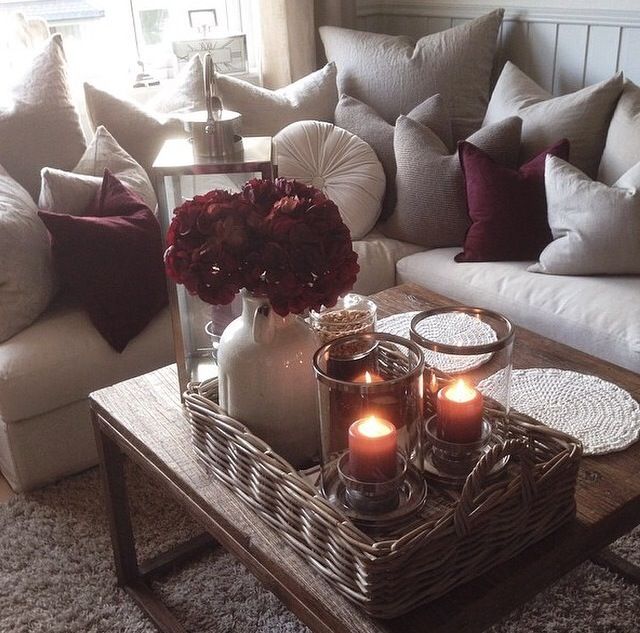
153 136 276 394
313 333 426 526
410 306 515 486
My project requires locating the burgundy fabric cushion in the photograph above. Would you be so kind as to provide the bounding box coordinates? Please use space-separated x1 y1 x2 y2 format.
38 170 168 352
456 138 570 262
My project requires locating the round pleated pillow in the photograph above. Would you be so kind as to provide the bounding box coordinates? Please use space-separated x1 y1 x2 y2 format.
275 120 385 239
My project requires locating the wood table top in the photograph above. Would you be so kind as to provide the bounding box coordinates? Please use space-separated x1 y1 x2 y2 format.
90 283 640 633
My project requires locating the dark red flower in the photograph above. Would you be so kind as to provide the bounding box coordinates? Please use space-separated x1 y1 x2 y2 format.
164 179 359 314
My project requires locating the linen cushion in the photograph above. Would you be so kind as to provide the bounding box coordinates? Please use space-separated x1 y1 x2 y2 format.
484 62 623 177
396 248 640 372
335 94 452 219
530 156 640 275
83 65 202 175
456 138 570 262
215 63 338 135
39 126 157 214
275 120 385 239
382 115 522 248
0 165 56 343
598 80 640 185
0 34 86 201
38 171 168 352
320 10 503 141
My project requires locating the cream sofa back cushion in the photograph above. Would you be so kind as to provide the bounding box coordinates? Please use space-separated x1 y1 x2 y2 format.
0 165 55 342
0 34 86 201
320 10 504 141
39 126 157 214
484 62 622 178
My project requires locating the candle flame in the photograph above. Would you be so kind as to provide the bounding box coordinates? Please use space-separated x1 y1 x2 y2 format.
358 415 394 438
446 379 478 403
365 371 373 383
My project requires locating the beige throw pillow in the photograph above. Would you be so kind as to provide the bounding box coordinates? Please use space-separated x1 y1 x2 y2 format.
0 165 56 342
335 94 452 219
0 34 86 202
83 59 204 176
215 63 338 135
39 126 157 214
598 80 640 185
320 10 504 141
382 115 522 248
484 62 623 177
530 156 640 275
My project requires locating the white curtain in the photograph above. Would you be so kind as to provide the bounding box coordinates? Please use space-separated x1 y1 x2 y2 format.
258 0 356 89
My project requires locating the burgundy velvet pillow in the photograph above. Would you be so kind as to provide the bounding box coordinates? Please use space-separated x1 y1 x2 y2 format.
456 138 570 262
39 170 168 352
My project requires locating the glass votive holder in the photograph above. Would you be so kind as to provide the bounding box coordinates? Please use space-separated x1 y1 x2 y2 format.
309 294 377 343
313 333 425 520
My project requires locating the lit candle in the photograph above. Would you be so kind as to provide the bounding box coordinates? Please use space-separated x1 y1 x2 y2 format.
355 370 383 383
348 415 397 482
436 379 484 443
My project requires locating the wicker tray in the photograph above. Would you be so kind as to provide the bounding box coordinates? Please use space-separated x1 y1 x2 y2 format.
184 378 582 619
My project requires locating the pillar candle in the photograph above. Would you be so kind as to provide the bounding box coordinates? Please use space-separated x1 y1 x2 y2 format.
348 415 397 482
436 379 484 443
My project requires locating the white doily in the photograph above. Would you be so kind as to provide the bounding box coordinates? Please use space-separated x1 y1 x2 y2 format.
376 311 497 374
480 368 640 455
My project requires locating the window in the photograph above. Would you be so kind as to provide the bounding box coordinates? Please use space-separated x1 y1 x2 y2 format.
0 0 260 92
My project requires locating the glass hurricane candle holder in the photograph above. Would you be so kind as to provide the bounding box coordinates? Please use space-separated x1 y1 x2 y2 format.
410 306 515 486
313 333 426 525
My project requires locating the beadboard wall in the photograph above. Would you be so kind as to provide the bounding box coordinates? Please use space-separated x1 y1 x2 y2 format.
356 2 640 93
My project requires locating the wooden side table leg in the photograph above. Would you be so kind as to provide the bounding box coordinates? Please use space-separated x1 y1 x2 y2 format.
92 410 139 586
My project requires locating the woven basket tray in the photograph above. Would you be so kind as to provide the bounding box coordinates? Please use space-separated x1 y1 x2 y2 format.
184 378 582 619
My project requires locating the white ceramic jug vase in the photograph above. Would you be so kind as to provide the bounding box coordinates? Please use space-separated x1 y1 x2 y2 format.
217 290 320 468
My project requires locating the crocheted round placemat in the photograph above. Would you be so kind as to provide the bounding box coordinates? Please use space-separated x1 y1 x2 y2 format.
481 368 640 455
377 311 497 374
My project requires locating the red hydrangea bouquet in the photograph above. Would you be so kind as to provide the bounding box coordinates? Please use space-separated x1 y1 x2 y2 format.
164 178 359 316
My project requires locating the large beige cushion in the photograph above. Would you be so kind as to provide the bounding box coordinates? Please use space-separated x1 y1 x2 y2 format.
0 34 86 201
275 120 385 239
0 301 172 423
531 156 640 275
320 10 504 141
39 126 157 214
335 94 452 218
598 80 640 185
382 115 522 248
396 248 640 372
484 62 623 177
0 165 55 343
215 63 338 136
83 58 204 176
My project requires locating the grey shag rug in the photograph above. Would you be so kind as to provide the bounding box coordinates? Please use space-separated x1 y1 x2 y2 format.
0 463 638 633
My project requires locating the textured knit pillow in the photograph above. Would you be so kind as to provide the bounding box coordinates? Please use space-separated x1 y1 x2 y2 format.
484 62 622 177
0 34 86 201
382 115 522 248
275 120 385 239
530 156 640 275
38 170 168 352
0 165 56 342
598 80 640 185
83 57 204 176
335 94 452 219
39 126 157 214
320 10 504 141
456 138 570 262
214 63 338 135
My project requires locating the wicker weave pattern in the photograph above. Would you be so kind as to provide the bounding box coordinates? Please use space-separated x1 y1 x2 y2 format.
185 379 582 618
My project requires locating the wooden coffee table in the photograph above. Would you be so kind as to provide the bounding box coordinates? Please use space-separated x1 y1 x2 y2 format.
90 283 640 633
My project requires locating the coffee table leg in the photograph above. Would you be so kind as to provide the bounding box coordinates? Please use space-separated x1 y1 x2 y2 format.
92 411 191 633
592 547 640 586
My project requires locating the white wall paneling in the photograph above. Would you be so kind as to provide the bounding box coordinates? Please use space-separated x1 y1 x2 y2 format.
356 2 640 92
